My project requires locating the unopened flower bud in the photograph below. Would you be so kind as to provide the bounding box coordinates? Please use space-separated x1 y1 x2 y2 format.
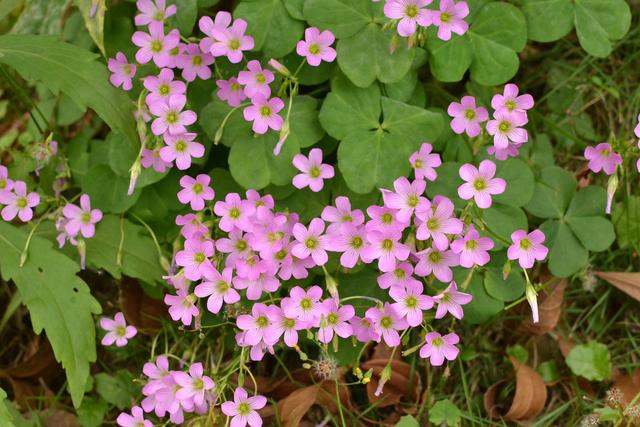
128 161 141 196
525 282 539 324
374 363 392 397
389 34 399 54
77 238 87 270
324 271 339 301
274 121 290 156
606 173 618 215
268 59 291 77
502 260 512 280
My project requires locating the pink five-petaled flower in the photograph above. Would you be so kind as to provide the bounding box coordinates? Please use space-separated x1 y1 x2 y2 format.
0 165 13 199
177 174 215 211
433 281 472 319
176 43 214 82
296 27 337 66
209 18 254 63
389 281 434 327
377 262 421 290
214 193 256 232
134 0 176 26
491 83 534 114
507 229 549 269
221 387 267 427
238 60 275 99
149 94 197 136
164 289 199 326
194 267 240 314
108 52 136 91
415 197 463 249
175 238 215 281
116 406 152 427
292 148 334 192
486 110 528 149
419 332 460 366
100 312 137 347
160 133 205 170
447 96 488 138
243 95 284 134
143 68 186 106
414 247 459 282
410 143 442 181
363 230 410 273
174 362 215 406
199 11 232 53
62 194 103 238
131 21 180 67
318 299 355 343
584 143 622 175
321 196 365 234
365 303 408 347
384 0 432 37
236 303 279 346
0 181 40 222
381 177 427 223
141 147 172 173
326 225 370 268
450 225 494 267
292 218 330 265
281 285 323 323
216 77 247 107
457 160 506 209
433 0 469 41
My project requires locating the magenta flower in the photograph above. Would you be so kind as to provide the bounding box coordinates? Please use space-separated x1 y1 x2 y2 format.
410 143 441 181
236 303 279 346
175 238 215 281
199 12 232 53
141 147 172 173
62 194 102 238
281 285 323 323
100 312 137 347
216 77 247 107
176 43 214 82
292 218 329 265
351 316 380 343
507 229 549 269
362 230 410 272
365 303 408 346
135 0 176 26
381 177 427 222
160 132 205 170
321 196 365 234
177 174 215 211
233 271 280 301
318 299 355 343
238 60 275 99
149 95 197 136
221 387 267 427
384 0 432 37
326 225 370 268
292 148 334 192
116 406 152 427
131 21 180 67
214 193 256 232
144 68 186 106
209 18 254 63
243 95 284 134
584 143 622 175
433 0 469 41
389 282 434 327
414 247 459 282
450 225 494 267
447 96 488 138
0 181 40 222
296 27 336 66
0 166 13 200
486 110 528 149
419 332 460 366
377 262 421 290
365 205 409 234
457 160 506 209
433 281 472 319
269 306 307 347
165 289 199 326
194 267 240 314
108 52 136 91
174 362 215 406
491 83 534 114
415 197 463 249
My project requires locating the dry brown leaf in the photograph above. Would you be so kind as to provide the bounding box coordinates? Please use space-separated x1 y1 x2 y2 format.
504 357 548 422
520 280 567 336
483 380 507 419
594 272 640 301
42 410 81 427
119 276 166 333
557 336 575 358
278 384 320 427
613 369 640 406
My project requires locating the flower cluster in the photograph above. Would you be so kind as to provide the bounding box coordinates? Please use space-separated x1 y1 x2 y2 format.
384 0 470 41
55 194 103 268
0 166 40 222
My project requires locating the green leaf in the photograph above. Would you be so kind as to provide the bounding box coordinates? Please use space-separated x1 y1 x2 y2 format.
282 0 304 20
77 396 107 427
612 196 640 249
566 216 615 252
0 35 137 145
520 0 574 43
565 341 612 381
429 399 462 426
425 162 466 208
73 0 106 54
288 96 325 148
458 272 503 324
172 0 198 34
209 168 244 199
94 371 139 410
0 222 101 408
384 70 418 103
493 158 534 207
426 33 473 82
0 387 14 427
81 164 140 213
574 0 631 58
525 166 576 219
276 185 331 223
395 415 421 427
541 220 588 278
482 204 527 248
537 361 560 383
565 185 606 217
303 0 371 39
234 0 304 58
484 266 525 302
11 0 68 35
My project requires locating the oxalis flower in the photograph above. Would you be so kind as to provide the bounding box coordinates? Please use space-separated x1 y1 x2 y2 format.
243 95 284 134
100 312 137 347
238 60 275 99
384 0 432 37
173 362 215 407
149 94 197 136
410 143 442 181
450 225 494 267
217 77 247 107
457 160 506 209
177 174 215 211
62 194 103 239
160 133 205 170
317 299 355 343
221 387 267 427
491 83 534 115
507 229 548 269
584 143 622 175
134 0 176 26
131 21 180 67
447 96 488 138
116 406 152 427
208 18 254 63
486 110 528 149
108 52 136 91
433 0 469 41
292 148 334 192
296 27 337 66
0 181 40 222
419 331 460 366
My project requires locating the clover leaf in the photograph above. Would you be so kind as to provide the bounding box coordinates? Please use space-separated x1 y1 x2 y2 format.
565 341 612 381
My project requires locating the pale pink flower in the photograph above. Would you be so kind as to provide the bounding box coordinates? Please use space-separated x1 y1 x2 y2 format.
491 83 534 114
62 194 102 238
584 143 622 175
487 142 522 161
317 299 354 343
216 77 247 107
292 148 334 192
165 289 199 326
238 60 274 99
292 218 329 265
365 205 409 234
507 229 548 269
243 95 284 134
108 52 136 91
450 225 494 267
281 285 323 323
486 110 528 149
149 95 197 136
233 271 280 301
457 160 506 209
221 387 267 427
419 332 459 366
177 174 215 211
447 96 488 138
194 267 240 314
176 43 214 82
433 281 472 319
160 133 205 170
383 0 432 37
141 147 172 172
0 166 14 200
389 282 434 326
377 262 421 290
131 21 180 67
415 197 463 249
381 177 427 222
321 196 365 234
116 406 152 427
214 193 256 232
326 225 370 268
174 362 215 406
351 316 380 343
144 68 186 106
410 143 441 181
433 0 469 41
208 19 254 63
0 181 40 222
199 11 232 53
269 306 307 347
135 0 176 26
414 247 459 282
175 238 215 281
365 303 408 346
296 27 336 66
362 230 410 272
100 312 137 347
236 303 279 346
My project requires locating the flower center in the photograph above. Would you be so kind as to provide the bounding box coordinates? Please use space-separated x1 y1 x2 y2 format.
150 40 163 53
432 337 444 346
16 198 27 209
256 316 269 328
192 55 203 66
236 240 247 251
123 64 132 75
405 5 418 18
229 207 241 219
351 236 363 249
275 249 287 260
440 12 451 23
341 214 353 223
192 183 204 194
394 268 405 279
498 121 511 133
300 298 312 310
427 218 439 230
473 178 486 191
381 239 393 251
259 105 272 117
255 73 266 84
519 238 532 250
429 250 442 263
601 149 611 157
327 313 338 325
158 83 170 96
284 318 295 328
115 325 127 337
169 46 180 56
229 38 241 50
175 140 187 152
81 212 92 223
309 166 321 178
465 239 478 250
505 100 516 111
407 194 419 207
166 111 178 124
305 237 318 249
382 213 393 224
153 10 165 21
194 252 206 263
464 109 476 120
405 296 418 308
231 82 241 91
217 281 229 293
237 402 251 415
380 316 392 329
308 43 321 55
414 158 423 169
192 378 205 391
0 179 5 189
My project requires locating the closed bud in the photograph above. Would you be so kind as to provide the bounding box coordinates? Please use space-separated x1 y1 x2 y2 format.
374 363 392 396
268 58 291 77
525 283 539 324
77 238 86 270
606 173 618 215
128 161 141 196
502 260 512 280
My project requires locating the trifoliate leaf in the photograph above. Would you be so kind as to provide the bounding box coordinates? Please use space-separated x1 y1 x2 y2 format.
493 158 535 207
429 399 462 426
525 166 576 219
520 0 574 43
541 220 588 278
458 272 503 324
303 0 371 39
565 341 612 381
485 266 526 302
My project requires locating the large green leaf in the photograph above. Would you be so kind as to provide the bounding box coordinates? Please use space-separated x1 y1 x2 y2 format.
11 0 68 35
565 341 612 381
303 0 371 39
0 35 137 145
0 222 101 408
541 220 588 278
459 272 503 324
525 166 576 219
81 164 140 213
520 0 574 42
493 158 534 207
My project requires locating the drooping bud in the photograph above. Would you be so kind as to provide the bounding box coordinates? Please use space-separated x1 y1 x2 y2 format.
274 121 290 156
525 282 539 324
77 238 87 270
605 173 618 215
374 363 392 397
268 58 292 78
128 160 141 196
502 260 512 280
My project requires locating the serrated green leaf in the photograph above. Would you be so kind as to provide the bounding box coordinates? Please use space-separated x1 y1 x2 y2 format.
520 0 574 43
565 341 611 381
303 0 371 39
429 399 462 426
525 166 576 219
574 0 631 58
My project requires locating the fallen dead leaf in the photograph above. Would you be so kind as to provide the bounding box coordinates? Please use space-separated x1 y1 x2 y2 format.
483 380 507 420
557 336 575 358
278 385 320 427
42 409 81 427
594 272 640 302
613 369 640 406
520 280 567 336
119 276 166 333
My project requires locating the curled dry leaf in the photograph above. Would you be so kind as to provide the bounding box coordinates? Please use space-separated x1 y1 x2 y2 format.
278 385 320 427
520 279 567 336
613 369 640 406
119 276 166 333
594 272 640 302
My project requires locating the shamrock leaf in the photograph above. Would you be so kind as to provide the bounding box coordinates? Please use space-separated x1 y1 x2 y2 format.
429 399 462 426
565 341 612 381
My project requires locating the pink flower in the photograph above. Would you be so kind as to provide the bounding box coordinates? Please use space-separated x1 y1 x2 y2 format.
433 0 469 41
383 0 432 37
507 229 548 269
243 95 284 134
389 282 434 326
177 174 215 211
62 194 103 238
351 316 380 343
321 196 365 234
216 77 247 107
208 18 254 63
199 11 232 52
491 83 534 114
296 27 336 66
221 387 267 427
233 271 280 301
365 303 408 346
415 197 463 249
160 132 205 170
447 96 488 138
149 95 197 136
410 143 441 181
365 205 409 234
135 0 176 26
194 267 240 314
236 303 279 346
238 60 275 99
281 285 323 323
362 230 410 272
100 312 137 347
144 68 186 106
116 406 152 427
433 281 472 319
175 238 215 281
141 147 172 172
487 143 521 161
131 21 180 67
176 43 214 82
269 306 307 347
174 362 215 406
450 225 494 267
486 110 528 149
0 166 14 200
326 225 370 268
214 192 256 232
377 262 421 290
381 177 427 222
0 181 40 222
419 332 460 366
414 247 459 282
108 52 136 91
292 148 334 192
292 218 329 265
457 160 506 209
584 143 622 175
165 289 199 326
317 299 354 343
